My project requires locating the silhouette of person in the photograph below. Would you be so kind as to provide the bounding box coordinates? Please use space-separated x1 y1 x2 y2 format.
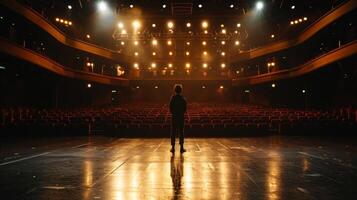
170 154 184 199
169 84 187 153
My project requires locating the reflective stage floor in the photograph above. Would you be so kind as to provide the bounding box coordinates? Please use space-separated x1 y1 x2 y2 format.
1 136 357 200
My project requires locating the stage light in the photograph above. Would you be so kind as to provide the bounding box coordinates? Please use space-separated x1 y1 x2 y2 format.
151 63 156 68
120 41 125 45
290 21 294 25
129 4 133 8
220 85 224 89
299 18 303 22
169 51 173 56
203 51 207 55
134 41 139 45
152 23 156 28
167 40 172 45
185 63 190 69
302 89 306 93
236 70 240 74
136 86 140 89
230 4 234 8
220 24 224 28
55 18 59 22
271 83 276 88
221 41 226 45
168 63 173 68
152 52 156 56
291 5 295 9
221 29 226 34
303 17 307 21
221 52 226 56
86 34 91 39
271 34 275 38
271 62 275 66
87 83 92 88
204 30 208 34
235 40 240 45
198 4 203 8
117 22 124 29
237 23 241 28
134 52 138 56
221 63 226 68
256 1 264 10
64 20 69 25
155 86 158 89
186 51 190 56
203 63 208 68
186 22 191 28
132 20 141 29
294 20 298 24
244 89 250 93
202 41 207 46
201 21 208 29
121 29 127 34
186 41 190 46
68 5 72 10
97 1 108 12
133 63 139 69
162 4 166 8
167 21 174 29
152 39 158 45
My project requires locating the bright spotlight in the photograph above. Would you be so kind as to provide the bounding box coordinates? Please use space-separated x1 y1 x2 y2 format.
221 63 226 68
185 63 191 69
256 1 264 10
167 21 174 29
186 51 190 56
168 63 173 68
202 41 207 46
117 22 124 29
132 20 141 29
169 51 173 56
230 4 234 8
202 63 208 68
67 5 72 10
198 4 203 8
235 40 240 45
201 21 208 28
133 63 139 69
151 63 156 68
167 40 172 45
152 23 156 28
152 39 158 45
162 4 166 8
186 22 191 28
97 1 108 12
271 83 276 88
87 83 92 88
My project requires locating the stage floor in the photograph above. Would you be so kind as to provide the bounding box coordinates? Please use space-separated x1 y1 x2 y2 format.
1 136 357 199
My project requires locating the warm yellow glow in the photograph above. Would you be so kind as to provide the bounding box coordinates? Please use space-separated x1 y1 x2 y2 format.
271 34 275 38
185 63 190 69
220 85 224 89
121 29 127 34
118 22 124 29
186 41 190 46
152 23 156 27
203 51 207 55
87 83 92 88
271 62 275 66
294 20 298 24
152 39 158 45
169 51 173 56
272 83 276 88
221 63 226 68
167 21 174 29
220 24 224 28
290 21 294 25
60 19 64 23
132 20 141 29
55 18 59 22
133 63 139 69
204 30 208 34
202 41 207 46
151 63 156 68
86 34 91 39
201 21 208 28
68 21 72 25
221 52 226 56
186 51 190 56
303 17 307 21
186 22 191 27
152 52 156 56
235 40 240 45
299 18 302 22
202 63 208 68
221 41 226 45
134 52 139 56
120 41 125 46
221 29 226 34
134 41 139 45
168 63 173 68
167 40 172 45
237 23 241 27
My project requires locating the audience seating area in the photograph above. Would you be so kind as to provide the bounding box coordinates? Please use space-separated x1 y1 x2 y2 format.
1 103 356 137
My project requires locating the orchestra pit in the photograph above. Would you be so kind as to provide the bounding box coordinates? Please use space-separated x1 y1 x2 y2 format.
0 0 356 199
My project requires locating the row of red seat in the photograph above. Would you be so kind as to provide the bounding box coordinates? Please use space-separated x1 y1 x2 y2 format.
1 103 356 136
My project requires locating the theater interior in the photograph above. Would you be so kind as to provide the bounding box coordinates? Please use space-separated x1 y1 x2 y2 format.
0 0 356 199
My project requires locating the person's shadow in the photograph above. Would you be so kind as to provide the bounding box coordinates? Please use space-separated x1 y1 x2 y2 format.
170 153 184 200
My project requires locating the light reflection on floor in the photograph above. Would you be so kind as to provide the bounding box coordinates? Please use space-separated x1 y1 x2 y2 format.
1 137 357 199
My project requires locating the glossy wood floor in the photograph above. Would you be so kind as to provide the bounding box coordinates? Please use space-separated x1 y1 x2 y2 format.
1 136 357 200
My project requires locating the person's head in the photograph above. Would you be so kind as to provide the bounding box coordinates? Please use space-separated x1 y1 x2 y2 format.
174 84 183 94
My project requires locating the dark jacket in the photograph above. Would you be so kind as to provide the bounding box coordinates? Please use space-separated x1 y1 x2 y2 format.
169 94 187 116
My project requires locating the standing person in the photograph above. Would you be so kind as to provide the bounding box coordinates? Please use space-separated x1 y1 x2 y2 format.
169 84 187 153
